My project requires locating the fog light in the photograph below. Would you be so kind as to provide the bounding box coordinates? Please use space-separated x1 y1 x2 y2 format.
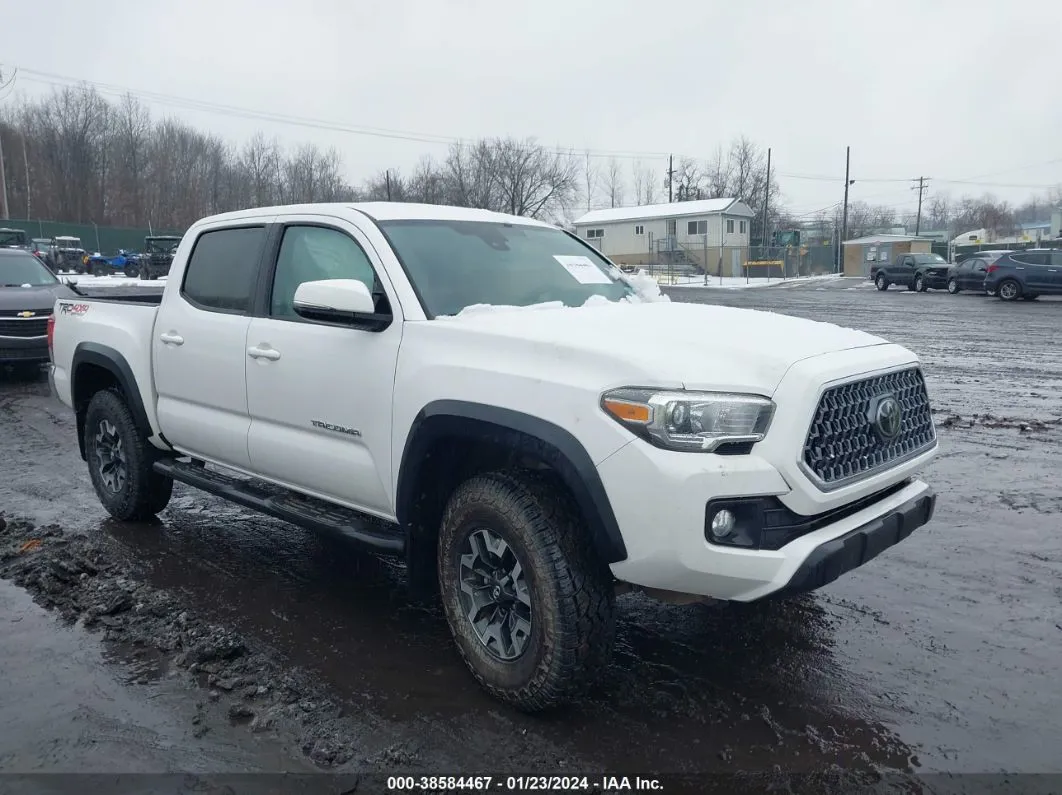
710 509 736 539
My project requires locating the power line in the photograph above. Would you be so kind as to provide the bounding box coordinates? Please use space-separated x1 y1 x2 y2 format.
12 66 674 162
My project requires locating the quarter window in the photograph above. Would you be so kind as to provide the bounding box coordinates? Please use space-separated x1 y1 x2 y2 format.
270 225 382 318
1012 252 1049 265
182 226 266 314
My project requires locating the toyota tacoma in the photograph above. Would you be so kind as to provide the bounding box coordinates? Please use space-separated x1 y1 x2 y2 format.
48 203 938 710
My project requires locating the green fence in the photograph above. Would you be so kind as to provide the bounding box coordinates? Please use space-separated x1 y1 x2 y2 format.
0 218 185 254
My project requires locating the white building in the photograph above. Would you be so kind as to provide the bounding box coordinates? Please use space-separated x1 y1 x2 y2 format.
572 198 755 272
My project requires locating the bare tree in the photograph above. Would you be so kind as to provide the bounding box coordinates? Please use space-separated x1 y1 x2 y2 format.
491 138 578 218
603 157 624 208
582 151 598 211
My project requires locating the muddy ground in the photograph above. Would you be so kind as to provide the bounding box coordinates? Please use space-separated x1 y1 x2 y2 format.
1 278 1060 792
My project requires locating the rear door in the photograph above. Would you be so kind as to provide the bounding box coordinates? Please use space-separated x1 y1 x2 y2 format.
1014 251 1051 292
153 222 272 470
244 216 403 516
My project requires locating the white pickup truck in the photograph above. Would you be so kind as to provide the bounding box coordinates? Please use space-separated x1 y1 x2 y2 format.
49 202 938 710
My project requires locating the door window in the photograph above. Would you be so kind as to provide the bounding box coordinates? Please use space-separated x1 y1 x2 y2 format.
1050 252 1062 267
181 226 266 314
269 225 383 319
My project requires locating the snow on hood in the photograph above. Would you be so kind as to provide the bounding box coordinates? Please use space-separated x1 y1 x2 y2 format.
428 298 890 395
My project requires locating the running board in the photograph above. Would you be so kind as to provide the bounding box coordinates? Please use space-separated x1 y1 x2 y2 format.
153 459 405 553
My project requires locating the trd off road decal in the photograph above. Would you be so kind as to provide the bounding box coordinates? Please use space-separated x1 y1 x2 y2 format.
58 302 91 316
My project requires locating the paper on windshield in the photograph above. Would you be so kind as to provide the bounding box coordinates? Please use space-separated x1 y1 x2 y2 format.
554 255 612 285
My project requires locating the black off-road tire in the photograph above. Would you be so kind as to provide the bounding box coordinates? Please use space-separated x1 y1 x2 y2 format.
875 274 888 290
124 264 139 278
915 274 927 292
84 388 173 520
437 471 616 712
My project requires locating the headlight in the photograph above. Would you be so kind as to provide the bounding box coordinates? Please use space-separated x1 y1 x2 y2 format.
601 388 775 452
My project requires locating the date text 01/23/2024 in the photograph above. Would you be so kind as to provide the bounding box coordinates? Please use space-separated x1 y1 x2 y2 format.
386 776 664 792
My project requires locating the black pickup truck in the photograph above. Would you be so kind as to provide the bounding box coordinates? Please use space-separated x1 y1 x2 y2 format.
871 253 950 292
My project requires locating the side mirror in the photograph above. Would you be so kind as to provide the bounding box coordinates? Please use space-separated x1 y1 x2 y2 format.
60 276 78 287
292 279 390 330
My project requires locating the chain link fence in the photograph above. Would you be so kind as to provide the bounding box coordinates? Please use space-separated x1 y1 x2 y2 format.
0 218 184 254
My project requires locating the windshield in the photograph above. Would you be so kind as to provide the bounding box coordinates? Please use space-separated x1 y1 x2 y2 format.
0 253 59 286
913 254 946 264
146 238 180 254
56 238 83 249
377 220 635 317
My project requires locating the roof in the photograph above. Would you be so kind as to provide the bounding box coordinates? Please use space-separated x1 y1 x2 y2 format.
842 234 934 245
573 198 753 226
195 202 555 229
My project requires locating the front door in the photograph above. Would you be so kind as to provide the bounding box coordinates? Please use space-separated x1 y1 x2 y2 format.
245 219 403 517
964 258 988 290
153 223 271 470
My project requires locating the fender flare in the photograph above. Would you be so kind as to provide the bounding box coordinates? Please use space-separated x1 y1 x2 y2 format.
71 342 152 458
396 400 628 564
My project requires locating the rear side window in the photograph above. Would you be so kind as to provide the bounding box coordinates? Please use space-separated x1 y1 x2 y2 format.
1012 252 1049 265
1051 252 1062 267
182 227 266 314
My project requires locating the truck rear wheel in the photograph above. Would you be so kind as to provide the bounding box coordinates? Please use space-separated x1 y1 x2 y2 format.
437 471 615 711
84 389 173 521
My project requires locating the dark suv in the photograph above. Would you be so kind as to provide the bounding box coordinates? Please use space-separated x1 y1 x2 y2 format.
946 250 1012 294
983 249 1062 301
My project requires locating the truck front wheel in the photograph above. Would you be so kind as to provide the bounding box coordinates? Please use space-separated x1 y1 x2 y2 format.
84 389 173 521
437 471 615 711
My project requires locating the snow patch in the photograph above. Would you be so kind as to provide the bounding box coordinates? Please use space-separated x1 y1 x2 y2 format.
625 269 671 302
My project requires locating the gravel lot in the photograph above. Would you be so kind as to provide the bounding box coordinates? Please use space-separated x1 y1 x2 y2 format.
1 277 1059 791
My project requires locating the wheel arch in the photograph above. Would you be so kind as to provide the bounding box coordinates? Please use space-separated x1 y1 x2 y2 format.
396 400 627 596
71 342 152 461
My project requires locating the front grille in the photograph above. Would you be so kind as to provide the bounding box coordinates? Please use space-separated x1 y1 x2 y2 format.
802 367 935 489
0 317 48 337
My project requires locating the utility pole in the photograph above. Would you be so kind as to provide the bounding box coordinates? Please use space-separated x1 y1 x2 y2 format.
839 146 851 273
22 133 30 220
761 147 771 248
0 67 11 220
911 176 930 235
0 131 8 221
385 169 392 201
667 154 674 203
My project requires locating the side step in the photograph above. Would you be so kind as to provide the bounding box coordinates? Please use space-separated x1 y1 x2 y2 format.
153 459 405 553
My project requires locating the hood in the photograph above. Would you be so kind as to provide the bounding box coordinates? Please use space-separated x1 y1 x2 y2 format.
0 284 76 311
433 301 888 395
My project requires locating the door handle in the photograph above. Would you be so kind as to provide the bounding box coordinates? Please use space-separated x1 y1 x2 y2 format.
159 332 184 345
247 346 281 361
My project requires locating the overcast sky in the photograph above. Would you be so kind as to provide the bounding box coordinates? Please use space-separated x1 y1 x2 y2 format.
4 0 1061 220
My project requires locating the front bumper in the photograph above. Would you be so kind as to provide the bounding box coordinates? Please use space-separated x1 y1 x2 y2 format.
0 335 48 363
771 486 935 598
923 272 949 288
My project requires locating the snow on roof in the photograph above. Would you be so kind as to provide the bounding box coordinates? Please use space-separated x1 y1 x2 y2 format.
573 198 751 226
842 233 934 245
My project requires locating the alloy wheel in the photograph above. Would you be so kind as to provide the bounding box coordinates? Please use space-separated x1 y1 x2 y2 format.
457 527 533 661
94 419 127 493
